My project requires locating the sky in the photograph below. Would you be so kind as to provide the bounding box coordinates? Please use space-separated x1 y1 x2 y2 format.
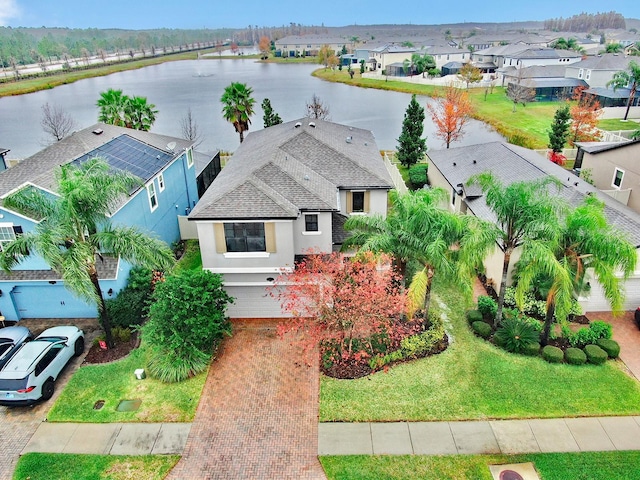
0 0 637 30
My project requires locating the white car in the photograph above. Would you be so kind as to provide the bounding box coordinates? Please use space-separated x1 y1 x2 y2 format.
0 326 84 406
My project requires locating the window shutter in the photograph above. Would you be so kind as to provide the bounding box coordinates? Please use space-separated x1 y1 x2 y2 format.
265 222 276 253
346 191 353 213
364 191 370 213
214 224 227 253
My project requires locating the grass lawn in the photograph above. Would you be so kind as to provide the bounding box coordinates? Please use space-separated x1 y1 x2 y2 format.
320 451 640 480
174 239 203 272
598 118 640 131
13 453 179 480
47 345 207 423
320 279 640 422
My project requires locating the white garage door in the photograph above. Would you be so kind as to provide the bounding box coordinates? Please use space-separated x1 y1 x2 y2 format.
224 285 287 318
580 276 640 312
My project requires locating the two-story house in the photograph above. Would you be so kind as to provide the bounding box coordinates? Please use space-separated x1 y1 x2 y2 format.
188 118 394 318
0 123 198 321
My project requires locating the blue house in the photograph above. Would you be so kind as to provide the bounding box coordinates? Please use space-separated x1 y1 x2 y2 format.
0 123 198 321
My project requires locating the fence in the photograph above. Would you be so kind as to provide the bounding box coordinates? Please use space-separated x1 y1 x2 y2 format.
383 152 408 194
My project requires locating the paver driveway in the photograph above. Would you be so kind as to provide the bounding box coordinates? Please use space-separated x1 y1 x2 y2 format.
168 319 326 480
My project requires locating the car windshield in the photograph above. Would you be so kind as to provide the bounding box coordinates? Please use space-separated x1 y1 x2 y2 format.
0 376 28 391
1 341 51 374
36 336 67 343
0 342 12 356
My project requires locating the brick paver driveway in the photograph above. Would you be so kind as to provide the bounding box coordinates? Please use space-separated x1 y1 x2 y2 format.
168 319 326 480
592 310 640 380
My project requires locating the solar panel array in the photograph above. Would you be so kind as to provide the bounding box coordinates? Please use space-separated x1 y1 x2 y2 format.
72 135 174 181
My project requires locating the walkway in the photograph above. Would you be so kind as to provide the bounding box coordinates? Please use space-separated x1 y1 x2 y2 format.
319 416 640 455
167 319 325 480
590 310 640 380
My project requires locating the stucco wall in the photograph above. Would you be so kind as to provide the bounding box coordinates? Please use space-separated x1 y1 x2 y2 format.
293 212 333 253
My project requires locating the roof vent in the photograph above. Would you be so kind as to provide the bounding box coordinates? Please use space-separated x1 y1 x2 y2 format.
309 122 316 128
304 174 310 181
453 162 457 166
346 136 352 143
473 160 477 164
92 128 104 135
294 122 302 128
166 141 176 151
364 142 368 146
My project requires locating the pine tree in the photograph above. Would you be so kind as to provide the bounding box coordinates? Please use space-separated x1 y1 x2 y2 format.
261 98 282 128
548 104 571 153
396 95 427 168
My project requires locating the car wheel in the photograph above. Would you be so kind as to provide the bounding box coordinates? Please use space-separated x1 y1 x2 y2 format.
73 337 85 357
41 378 55 401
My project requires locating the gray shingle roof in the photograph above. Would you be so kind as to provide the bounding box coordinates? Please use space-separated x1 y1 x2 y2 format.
427 142 640 246
189 118 393 220
567 54 634 71
510 48 582 59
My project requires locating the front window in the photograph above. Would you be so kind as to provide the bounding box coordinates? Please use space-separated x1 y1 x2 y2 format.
186 149 194 168
352 192 365 213
224 223 266 252
305 214 319 232
157 173 165 192
578 68 583 78
147 182 157 211
613 168 624 188
0 224 17 251
586 70 591 80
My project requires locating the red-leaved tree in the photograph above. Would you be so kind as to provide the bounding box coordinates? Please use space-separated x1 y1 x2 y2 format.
569 87 602 146
270 251 406 358
427 86 473 149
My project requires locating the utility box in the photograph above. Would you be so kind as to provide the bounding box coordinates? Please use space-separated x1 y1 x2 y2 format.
134 368 146 380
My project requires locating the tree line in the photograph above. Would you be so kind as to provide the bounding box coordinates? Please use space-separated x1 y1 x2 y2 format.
543 11 626 33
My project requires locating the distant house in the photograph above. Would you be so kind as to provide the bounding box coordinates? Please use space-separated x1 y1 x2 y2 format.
424 45 468 69
188 118 394 318
0 123 200 321
565 54 634 88
427 141 640 312
501 48 582 69
274 35 347 58
502 65 587 101
370 44 416 73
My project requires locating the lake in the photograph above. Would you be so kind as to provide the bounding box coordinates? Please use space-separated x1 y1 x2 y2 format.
0 60 504 159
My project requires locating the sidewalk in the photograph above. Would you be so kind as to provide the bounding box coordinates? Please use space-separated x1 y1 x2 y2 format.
22 422 190 456
319 417 640 455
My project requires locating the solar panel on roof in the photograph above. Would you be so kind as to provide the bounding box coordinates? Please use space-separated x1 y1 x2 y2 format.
72 135 174 182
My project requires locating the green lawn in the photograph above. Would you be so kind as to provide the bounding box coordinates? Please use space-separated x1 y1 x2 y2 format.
174 239 203 272
13 453 178 480
320 451 640 480
598 118 640 131
47 345 207 423
320 279 640 422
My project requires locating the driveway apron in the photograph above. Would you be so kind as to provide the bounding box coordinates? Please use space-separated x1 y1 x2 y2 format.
168 319 326 480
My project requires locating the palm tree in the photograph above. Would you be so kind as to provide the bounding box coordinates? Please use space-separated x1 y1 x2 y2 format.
343 189 495 319
124 95 158 131
0 158 175 348
517 196 637 344
97 88 127 126
607 60 640 121
221 82 255 143
470 173 564 326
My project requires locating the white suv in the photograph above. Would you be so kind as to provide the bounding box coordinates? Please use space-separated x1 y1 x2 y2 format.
0 326 84 406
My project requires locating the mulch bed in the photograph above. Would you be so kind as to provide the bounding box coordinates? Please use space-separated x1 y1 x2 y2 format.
82 332 139 365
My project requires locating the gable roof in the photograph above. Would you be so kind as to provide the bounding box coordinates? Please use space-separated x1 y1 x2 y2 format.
189 118 393 221
567 53 633 71
508 48 582 59
576 139 640 155
427 142 640 246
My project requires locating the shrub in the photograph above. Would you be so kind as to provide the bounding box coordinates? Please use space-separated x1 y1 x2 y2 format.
477 296 497 322
494 316 540 354
542 345 564 363
147 345 212 383
584 344 608 365
408 164 428 189
111 326 132 343
400 324 445 359
466 310 483 325
568 320 613 348
105 267 153 328
523 342 541 356
565 347 587 365
472 321 492 339
589 320 612 340
596 338 620 359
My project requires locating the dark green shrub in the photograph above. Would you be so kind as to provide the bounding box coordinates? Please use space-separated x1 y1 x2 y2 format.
472 321 492 339
596 338 620 358
494 316 540 354
147 345 212 383
477 295 497 321
111 326 132 343
565 347 587 365
589 320 612 340
523 342 541 356
568 320 613 348
542 345 564 363
408 164 429 189
105 267 153 328
584 344 608 365
466 310 483 325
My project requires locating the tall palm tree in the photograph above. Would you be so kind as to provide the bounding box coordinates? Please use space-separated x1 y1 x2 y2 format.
517 196 637 344
221 82 255 143
470 173 564 326
0 158 175 347
97 88 127 126
607 60 640 121
343 189 495 319
124 95 158 131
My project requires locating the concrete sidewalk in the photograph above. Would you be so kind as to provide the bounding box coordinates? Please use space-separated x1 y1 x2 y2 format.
22 422 191 456
319 417 640 455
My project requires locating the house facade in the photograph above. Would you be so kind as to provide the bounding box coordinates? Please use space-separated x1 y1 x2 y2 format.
427 141 640 313
564 54 633 88
189 119 394 318
0 123 197 321
274 35 347 58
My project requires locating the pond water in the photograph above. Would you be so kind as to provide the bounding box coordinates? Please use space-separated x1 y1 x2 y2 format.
0 60 504 159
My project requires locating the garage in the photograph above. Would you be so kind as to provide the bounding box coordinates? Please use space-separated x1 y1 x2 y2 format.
224 285 287 318
580 275 640 313
10 285 97 319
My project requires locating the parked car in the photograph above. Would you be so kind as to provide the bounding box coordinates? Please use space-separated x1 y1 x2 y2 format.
635 307 640 329
0 326 33 370
0 326 84 406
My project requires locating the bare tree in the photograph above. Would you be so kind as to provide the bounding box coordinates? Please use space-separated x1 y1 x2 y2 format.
179 108 203 148
41 103 77 143
305 93 330 120
507 68 535 112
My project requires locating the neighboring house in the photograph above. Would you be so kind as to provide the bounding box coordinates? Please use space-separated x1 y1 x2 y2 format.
502 65 587 101
424 45 469 69
565 54 634 88
574 140 640 214
188 118 394 318
427 141 640 312
0 123 199 321
471 44 530 70
370 44 416 73
274 35 347 58
501 48 582 70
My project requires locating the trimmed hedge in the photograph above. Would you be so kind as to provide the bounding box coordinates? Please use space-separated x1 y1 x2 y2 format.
471 321 492 339
466 310 483 325
542 345 564 363
408 164 429 189
477 295 497 322
584 344 608 365
565 347 587 365
596 338 620 359
523 342 541 356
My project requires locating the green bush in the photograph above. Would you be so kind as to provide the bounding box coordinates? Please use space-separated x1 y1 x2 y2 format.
466 310 483 325
568 320 613 348
596 339 620 359
494 316 540 354
589 320 612 340
408 164 429 189
147 344 212 383
105 267 153 328
542 345 564 363
472 321 492 339
523 342 541 356
477 296 497 322
584 344 609 365
565 347 587 365
400 324 445 359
